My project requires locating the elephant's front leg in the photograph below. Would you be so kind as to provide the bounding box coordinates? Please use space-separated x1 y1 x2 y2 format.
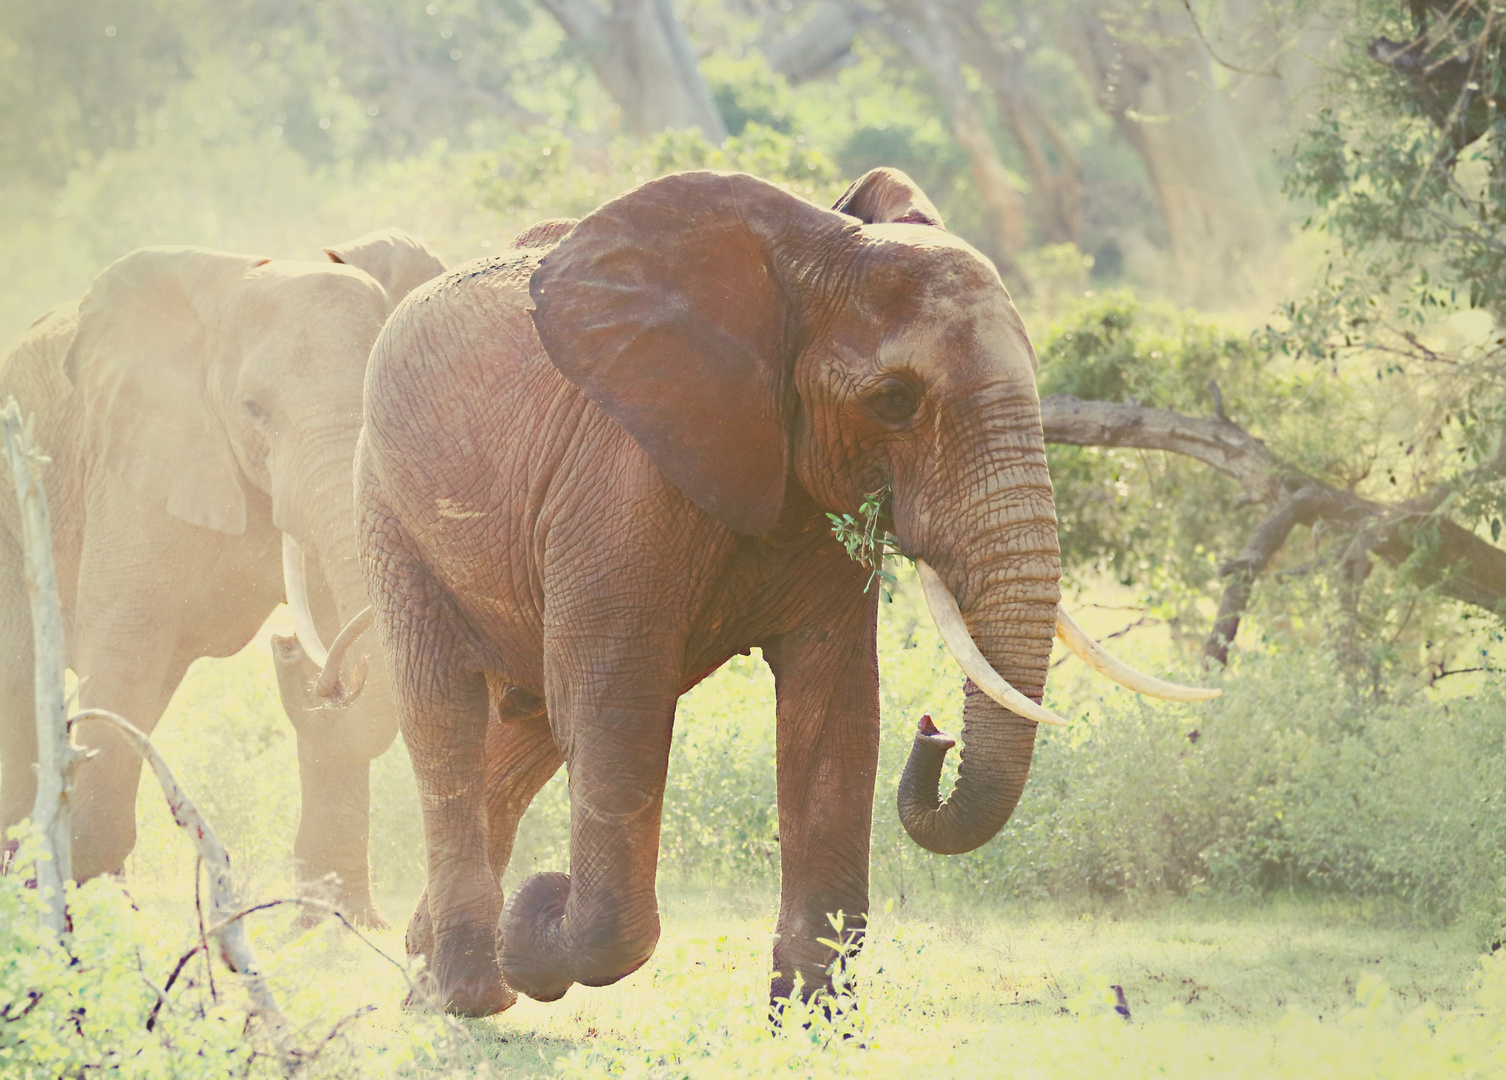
763 586 881 1007
498 629 680 1003
271 635 384 927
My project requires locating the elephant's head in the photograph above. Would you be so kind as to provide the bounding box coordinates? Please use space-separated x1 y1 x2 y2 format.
66 229 445 744
529 170 1213 856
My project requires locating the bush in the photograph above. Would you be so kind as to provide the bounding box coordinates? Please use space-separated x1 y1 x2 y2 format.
0 829 469 1078
512 565 1506 938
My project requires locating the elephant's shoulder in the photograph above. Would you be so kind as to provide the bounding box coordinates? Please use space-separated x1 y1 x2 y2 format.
387 253 539 350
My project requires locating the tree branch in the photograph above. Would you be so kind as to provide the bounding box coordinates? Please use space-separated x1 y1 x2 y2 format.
1203 485 1331 665
1041 394 1295 502
1039 395 1506 656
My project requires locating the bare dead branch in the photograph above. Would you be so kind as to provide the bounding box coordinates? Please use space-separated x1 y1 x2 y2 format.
1 397 85 937
1041 394 1294 501
66 708 296 1067
1204 485 1330 665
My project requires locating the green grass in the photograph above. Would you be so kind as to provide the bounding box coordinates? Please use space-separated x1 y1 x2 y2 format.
82 583 1506 1076
105 883 1499 1078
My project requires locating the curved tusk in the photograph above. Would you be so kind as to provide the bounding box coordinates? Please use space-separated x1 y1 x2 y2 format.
915 559 1071 728
1055 606 1221 702
281 534 329 669
315 606 375 700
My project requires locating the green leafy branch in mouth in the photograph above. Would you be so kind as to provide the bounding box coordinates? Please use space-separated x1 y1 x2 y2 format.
827 485 908 602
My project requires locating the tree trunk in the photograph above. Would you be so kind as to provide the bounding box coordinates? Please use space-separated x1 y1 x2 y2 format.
764 0 860 84
949 8 1083 249
1061 3 1271 293
880 0 1029 287
537 0 727 140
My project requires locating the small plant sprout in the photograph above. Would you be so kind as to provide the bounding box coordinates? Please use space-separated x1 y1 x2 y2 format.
827 486 908 601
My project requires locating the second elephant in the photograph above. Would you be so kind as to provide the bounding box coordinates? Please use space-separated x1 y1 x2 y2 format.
0 229 444 923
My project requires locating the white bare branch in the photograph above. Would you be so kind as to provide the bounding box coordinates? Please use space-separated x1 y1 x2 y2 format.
1 397 83 938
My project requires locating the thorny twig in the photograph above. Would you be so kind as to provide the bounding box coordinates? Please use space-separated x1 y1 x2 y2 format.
148 896 500 1078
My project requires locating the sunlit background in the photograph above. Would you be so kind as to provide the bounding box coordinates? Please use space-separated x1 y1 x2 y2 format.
7 1 1506 1076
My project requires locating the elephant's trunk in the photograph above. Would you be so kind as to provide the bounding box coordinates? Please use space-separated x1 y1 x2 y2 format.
294 449 398 760
277 443 396 925
895 410 1061 855
897 577 1058 854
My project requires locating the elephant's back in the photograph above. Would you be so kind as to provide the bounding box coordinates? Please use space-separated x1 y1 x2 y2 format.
0 302 83 545
362 251 567 539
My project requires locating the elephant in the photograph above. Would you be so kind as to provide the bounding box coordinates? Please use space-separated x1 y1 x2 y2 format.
0 228 445 924
347 168 1216 1016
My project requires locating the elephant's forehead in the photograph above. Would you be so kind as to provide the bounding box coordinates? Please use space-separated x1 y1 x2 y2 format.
875 295 1037 387
240 260 388 316
851 241 1037 386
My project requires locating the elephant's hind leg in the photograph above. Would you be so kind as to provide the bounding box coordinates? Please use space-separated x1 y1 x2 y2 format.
372 514 512 1017
405 704 561 976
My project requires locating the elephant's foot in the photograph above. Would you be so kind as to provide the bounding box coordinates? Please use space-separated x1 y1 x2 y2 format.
347 903 390 931
421 918 516 1017
293 871 389 930
769 918 867 1021
498 872 575 1002
498 871 658 1001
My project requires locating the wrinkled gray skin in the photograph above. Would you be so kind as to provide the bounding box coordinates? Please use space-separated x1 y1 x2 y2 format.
357 170 1061 1016
0 229 444 924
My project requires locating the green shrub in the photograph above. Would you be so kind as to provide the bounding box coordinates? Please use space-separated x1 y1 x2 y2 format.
0 827 472 1078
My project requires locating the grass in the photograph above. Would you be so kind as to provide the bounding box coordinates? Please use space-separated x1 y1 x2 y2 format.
111 882 1498 1078
90 591 1506 1077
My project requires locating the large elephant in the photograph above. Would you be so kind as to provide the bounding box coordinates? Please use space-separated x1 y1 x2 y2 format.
350 169 1213 1016
0 229 444 923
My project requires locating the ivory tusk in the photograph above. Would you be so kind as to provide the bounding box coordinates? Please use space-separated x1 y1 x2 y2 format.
915 559 1071 728
315 606 375 700
281 534 329 668
1054 606 1222 702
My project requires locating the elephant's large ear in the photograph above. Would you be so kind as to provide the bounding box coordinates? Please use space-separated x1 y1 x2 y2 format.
833 167 945 228
67 247 266 535
530 171 855 535
324 229 446 307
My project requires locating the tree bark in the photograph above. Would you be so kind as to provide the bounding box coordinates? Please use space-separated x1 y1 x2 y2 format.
537 0 728 140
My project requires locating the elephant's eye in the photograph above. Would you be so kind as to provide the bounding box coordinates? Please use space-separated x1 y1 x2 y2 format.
243 399 271 425
867 378 919 423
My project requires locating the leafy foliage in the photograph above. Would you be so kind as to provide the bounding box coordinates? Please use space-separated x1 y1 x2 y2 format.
0 828 474 1078
827 486 905 601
